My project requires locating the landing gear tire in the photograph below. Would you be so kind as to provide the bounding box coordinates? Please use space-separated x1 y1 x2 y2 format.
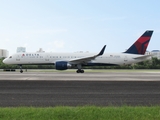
81 70 84 73
76 69 84 73
19 65 23 73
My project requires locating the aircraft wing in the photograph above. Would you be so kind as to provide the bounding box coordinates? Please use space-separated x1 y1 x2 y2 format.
69 45 106 64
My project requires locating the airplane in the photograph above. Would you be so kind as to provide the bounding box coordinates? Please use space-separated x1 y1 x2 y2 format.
3 30 153 73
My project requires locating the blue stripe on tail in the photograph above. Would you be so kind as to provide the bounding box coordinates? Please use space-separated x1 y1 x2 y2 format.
124 30 153 55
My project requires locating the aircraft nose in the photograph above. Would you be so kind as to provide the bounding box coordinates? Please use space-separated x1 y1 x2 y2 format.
3 59 7 64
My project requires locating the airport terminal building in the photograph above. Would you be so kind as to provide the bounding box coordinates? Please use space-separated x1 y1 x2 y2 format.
0 49 9 58
145 50 160 59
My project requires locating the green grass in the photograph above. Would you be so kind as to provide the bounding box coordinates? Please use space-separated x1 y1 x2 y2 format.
0 106 160 120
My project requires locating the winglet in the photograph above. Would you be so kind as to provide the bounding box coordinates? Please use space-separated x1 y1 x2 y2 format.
97 45 106 56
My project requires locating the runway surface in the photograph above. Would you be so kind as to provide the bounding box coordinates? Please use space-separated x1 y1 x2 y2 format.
0 70 160 81
0 71 160 107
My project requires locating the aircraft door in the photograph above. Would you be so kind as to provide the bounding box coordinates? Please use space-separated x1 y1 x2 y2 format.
16 55 20 62
45 55 50 61
124 56 128 64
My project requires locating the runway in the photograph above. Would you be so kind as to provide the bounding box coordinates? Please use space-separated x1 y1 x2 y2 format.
0 71 160 107
0 70 160 81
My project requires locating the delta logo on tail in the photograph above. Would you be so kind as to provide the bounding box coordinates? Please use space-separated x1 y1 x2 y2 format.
125 30 153 55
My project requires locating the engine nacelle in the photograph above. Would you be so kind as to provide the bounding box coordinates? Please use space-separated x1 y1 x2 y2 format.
55 61 72 70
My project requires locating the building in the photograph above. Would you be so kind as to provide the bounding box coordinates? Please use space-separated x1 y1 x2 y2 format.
37 48 45 52
17 47 26 53
145 50 160 59
150 50 160 59
0 49 9 58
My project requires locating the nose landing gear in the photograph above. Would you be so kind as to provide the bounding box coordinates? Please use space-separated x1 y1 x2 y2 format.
19 65 23 73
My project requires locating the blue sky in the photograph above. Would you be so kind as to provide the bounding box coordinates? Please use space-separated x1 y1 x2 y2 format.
0 0 160 55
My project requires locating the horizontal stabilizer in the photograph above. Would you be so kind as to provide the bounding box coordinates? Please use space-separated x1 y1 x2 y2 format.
133 55 153 59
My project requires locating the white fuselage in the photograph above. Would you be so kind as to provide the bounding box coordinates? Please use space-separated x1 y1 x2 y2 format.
3 52 150 66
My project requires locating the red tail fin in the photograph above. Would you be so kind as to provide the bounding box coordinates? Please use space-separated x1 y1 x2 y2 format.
124 30 153 55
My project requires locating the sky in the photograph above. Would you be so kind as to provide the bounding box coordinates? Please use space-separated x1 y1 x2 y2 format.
0 0 160 55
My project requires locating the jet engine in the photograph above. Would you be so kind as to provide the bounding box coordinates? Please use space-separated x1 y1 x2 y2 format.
55 61 72 70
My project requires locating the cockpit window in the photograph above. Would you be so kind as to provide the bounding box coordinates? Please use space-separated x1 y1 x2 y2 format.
9 56 12 58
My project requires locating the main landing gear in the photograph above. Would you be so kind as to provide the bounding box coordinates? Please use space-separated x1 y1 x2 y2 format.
76 69 84 73
19 65 23 73
76 64 84 73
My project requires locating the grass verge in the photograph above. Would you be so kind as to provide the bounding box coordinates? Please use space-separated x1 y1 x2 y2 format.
0 106 160 120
